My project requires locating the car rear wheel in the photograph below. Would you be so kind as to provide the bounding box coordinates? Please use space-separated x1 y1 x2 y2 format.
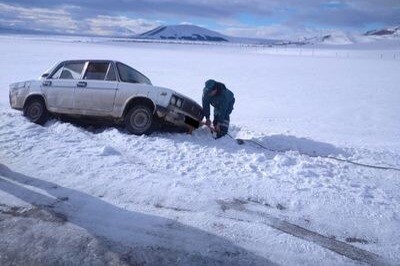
124 105 155 135
23 98 49 125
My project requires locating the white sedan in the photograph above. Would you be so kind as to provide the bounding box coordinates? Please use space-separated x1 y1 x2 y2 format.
9 60 203 135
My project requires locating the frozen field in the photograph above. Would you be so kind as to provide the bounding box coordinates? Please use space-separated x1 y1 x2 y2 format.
0 35 400 265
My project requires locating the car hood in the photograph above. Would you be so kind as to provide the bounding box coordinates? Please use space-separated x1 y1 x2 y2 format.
9 80 39 90
152 85 201 106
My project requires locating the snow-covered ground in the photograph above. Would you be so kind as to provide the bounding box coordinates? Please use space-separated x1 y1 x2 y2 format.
0 35 400 265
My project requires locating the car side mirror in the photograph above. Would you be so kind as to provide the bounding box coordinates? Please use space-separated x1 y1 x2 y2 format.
41 73 49 78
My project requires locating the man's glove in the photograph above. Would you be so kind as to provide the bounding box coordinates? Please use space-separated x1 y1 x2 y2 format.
205 119 211 127
214 123 221 133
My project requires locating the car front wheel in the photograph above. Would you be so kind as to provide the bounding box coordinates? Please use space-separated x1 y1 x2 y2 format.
124 105 155 135
23 98 49 125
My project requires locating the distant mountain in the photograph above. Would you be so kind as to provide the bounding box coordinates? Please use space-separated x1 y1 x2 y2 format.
138 24 400 46
4 23 399 47
312 31 365 45
300 26 400 46
364 25 400 37
289 31 357 46
0 27 102 38
0 27 55 35
136 24 279 45
137 25 229 42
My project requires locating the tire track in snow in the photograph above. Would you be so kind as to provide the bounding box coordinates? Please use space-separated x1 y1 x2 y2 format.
217 199 388 266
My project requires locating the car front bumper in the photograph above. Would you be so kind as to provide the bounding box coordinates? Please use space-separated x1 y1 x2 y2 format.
156 105 201 128
9 90 24 110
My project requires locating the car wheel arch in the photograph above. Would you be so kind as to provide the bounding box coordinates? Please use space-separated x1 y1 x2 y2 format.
122 96 156 118
23 94 48 110
23 94 50 125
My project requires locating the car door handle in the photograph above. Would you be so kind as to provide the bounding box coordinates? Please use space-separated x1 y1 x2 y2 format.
42 80 52 87
77 81 87 88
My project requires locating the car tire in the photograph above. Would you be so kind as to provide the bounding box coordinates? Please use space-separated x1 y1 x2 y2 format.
23 98 49 125
124 105 155 135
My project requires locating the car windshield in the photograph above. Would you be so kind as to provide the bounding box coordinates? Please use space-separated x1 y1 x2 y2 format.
116 63 151 85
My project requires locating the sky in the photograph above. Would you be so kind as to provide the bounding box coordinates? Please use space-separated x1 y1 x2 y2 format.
0 1 399 39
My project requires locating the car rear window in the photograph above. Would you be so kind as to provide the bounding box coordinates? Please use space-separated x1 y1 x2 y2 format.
116 63 151 85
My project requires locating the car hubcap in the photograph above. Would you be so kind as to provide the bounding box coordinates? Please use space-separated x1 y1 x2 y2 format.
28 103 42 120
131 110 150 130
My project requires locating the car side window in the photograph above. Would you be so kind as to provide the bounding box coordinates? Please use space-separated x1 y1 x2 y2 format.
84 62 111 81
50 62 85 80
105 64 116 81
50 65 64 79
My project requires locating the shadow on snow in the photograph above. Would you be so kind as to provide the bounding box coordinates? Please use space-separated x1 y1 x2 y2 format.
41 114 349 160
0 164 274 266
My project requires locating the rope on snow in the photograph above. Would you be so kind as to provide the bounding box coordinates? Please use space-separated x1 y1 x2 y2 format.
227 134 400 172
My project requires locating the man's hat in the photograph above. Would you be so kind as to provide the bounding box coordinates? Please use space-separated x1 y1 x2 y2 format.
204 79 216 94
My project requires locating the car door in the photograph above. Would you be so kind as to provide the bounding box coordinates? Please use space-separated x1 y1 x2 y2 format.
42 61 85 112
74 61 118 114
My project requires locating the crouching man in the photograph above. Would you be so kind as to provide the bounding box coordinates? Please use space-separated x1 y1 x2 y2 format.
202 79 235 138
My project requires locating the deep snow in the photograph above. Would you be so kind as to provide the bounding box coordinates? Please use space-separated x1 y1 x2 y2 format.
0 35 400 265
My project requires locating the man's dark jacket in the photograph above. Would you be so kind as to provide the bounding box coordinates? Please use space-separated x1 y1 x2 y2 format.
202 80 235 124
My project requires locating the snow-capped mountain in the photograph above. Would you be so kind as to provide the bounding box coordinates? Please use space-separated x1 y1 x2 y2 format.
137 25 230 42
301 26 400 46
312 31 368 45
292 31 360 45
319 32 359 44
365 25 400 37
137 24 400 46
0 27 67 36
136 24 279 45
307 25 400 45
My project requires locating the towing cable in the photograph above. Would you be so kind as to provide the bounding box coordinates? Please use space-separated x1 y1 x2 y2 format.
226 133 400 172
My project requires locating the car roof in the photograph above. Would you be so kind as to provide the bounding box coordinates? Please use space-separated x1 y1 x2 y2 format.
59 59 119 64
53 60 152 84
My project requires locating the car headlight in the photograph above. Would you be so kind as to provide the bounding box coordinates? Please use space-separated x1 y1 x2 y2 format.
170 96 177 105
170 95 184 108
10 82 24 90
176 98 182 108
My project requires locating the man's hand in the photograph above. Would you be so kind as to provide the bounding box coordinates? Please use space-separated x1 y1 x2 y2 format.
205 119 211 127
214 123 221 133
